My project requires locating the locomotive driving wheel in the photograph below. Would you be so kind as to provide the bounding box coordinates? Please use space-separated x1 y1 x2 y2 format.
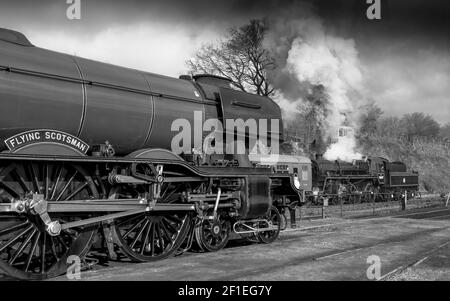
110 183 192 262
194 209 231 252
0 162 98 280
257 205 281 244
347 183 362 204
363 182 379 202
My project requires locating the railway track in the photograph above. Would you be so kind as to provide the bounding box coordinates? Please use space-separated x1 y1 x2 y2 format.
218 206 450 281
378 240 450 281
303 207 450 280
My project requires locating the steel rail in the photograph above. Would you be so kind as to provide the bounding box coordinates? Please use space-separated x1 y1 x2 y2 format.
378 240 450 281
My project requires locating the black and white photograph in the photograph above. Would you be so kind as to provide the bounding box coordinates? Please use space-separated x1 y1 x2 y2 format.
0 0 449 289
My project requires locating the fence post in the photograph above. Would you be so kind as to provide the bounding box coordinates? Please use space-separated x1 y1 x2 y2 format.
372 192 376 216
446 193 449 207
340 196 343 218
352 194 355 211
322 198 328 219
401 190 407 211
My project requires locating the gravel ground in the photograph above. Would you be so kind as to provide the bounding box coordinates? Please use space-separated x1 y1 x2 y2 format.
47 208 450 281
1 198 448 281
385 243 450 281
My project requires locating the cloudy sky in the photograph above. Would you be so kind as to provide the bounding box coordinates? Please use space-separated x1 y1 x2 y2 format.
0 0 448 124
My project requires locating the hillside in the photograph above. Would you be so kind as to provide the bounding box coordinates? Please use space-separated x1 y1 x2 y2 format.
359 135 450 194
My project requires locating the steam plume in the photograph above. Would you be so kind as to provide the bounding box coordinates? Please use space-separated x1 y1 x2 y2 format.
266 6 366 161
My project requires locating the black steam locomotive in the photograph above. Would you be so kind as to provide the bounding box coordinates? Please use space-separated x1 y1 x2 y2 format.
310 156 419 204
248 152 420 205
0 29 302 279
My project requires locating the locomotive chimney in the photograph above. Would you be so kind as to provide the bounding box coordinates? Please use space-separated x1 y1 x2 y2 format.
193 74 232 88
179 75 193 81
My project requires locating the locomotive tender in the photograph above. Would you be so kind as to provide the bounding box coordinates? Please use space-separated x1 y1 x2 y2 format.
0 28 302 279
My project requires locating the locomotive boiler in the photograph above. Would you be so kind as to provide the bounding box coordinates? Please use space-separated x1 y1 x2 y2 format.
0 28 302 279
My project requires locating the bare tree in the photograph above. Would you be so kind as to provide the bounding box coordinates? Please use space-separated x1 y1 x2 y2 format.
359 101 383 137
377 116 403 138
291 85 328 154
187 19 276 96
401 112 441 140
439 122 450 140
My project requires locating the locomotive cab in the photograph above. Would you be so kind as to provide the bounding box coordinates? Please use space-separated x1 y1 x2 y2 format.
367 157 388 184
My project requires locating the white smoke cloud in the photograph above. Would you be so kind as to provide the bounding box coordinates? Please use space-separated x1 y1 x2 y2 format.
323 133 362 162
271 90 303 121
267 9 366 161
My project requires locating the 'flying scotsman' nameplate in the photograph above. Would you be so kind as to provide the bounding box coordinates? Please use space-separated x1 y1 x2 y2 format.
4 130 89 154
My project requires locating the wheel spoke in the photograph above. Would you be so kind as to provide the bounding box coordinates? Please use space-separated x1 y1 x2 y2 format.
0 224 34 252
12 166 30 194
49 236 60 260
155 223 165 251
44 164 50 199
159 221 172 241
9 228 37 265
122 216 146 239
0 221 29 237
0 180 21 198
161 184 179 203
160 184 170 200
130 220 149 249
25 232 41 272
150 221 156 255
41 233 46 273
141 221 153 254
50 164 63 200
162 217 177 233
116 214 142 227
55 171 78 202
28 164 41 194
57 235 69 253
63 182 88 201
165 214 182 224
